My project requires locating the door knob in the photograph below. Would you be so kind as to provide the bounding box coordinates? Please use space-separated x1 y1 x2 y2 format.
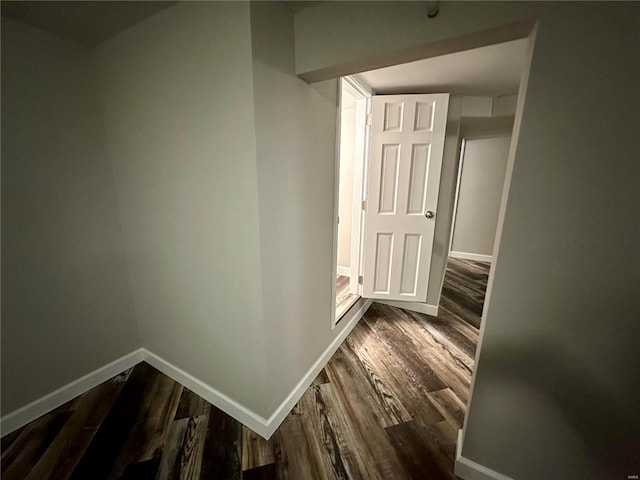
425 211 435 219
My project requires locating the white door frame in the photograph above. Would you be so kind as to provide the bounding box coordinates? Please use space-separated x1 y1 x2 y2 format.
344 76 372 296
331 75 372 327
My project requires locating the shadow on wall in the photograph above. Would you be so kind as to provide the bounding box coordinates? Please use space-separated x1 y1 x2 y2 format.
471 324 640 478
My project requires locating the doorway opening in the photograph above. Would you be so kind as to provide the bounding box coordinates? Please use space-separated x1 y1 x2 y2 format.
334 77 370 323
332 36 527 328
444 113 517 326
329 31 533 470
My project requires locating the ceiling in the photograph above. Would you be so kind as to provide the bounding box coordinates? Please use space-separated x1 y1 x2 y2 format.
284 1 323 12
1 1 177 47
354 39 528 96
0 1 321 47
1 1 524 94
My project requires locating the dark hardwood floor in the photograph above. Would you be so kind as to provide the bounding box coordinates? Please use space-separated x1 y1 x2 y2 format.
440 258 489 330
1 258 489 480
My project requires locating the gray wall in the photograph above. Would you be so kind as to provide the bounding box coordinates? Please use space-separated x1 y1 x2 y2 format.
295 2 640 478
249 1 356 413
427 96 463 305
3 7 638 473
0 1 356 424
94 2 268 416
1 17 140 415
451 136 511 258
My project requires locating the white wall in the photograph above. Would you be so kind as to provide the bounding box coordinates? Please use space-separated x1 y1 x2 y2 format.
461 96 493 117
94 2 268 416
451 136 511 259
492 93 518 116
249 1 362 413
4 6 638 468
337 98 356 271
1 18 140 415
295 2 640 478
1 0 366 430
426 96 463 305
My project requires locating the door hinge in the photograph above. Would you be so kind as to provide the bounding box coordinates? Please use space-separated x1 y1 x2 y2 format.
366 114 372 126
337 216 339 224
358 275 363 285
361 200 367 211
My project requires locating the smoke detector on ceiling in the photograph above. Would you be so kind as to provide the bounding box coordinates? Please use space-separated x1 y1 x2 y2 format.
427 1 440 18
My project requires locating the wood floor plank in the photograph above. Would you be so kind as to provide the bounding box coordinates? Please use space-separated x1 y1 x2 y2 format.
401 309 475 373
439 294 481 329
427 387 467 429
199 407 242 479
175 414 209 479
174 387 210 420
431 418 458 453
367 304 472 403
24 381 125 480
363 305 448 393
271 414 320 480
311 368 330 387
155 417 190 480
324 349 411 480
242 463 276 480
432 306 479 358
440 258 489 329
341 336 414 426
386 420 457 480
297 385 350 479
346 322 445 426
241 427 274 471
327 342 408 428
316 383 377 480
120 455 162 480
385 421 450 480
69 362 162 480
107 374 183 479
390 307 473 403
0 427 25 453
1 410 71 480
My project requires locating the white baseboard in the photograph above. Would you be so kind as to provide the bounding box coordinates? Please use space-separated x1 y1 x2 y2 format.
455 429 513 480
375 299 439 317
263 298 373 438
0 349 145 436
450 251 493 263
0 300 374 441
141 349 270 438
336 265 351 277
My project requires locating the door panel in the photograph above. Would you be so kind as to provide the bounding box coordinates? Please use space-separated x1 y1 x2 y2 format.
363 94 449 302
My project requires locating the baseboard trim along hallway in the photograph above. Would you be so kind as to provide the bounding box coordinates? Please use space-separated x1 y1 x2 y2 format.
0 349 145 436
263 298 373 438
449 251 493 263
141 349 270 437
455 429 514 480
1 299 373 440
376 299 439 317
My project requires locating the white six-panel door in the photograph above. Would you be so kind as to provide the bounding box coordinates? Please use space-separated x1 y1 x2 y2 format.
362 94 449 302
